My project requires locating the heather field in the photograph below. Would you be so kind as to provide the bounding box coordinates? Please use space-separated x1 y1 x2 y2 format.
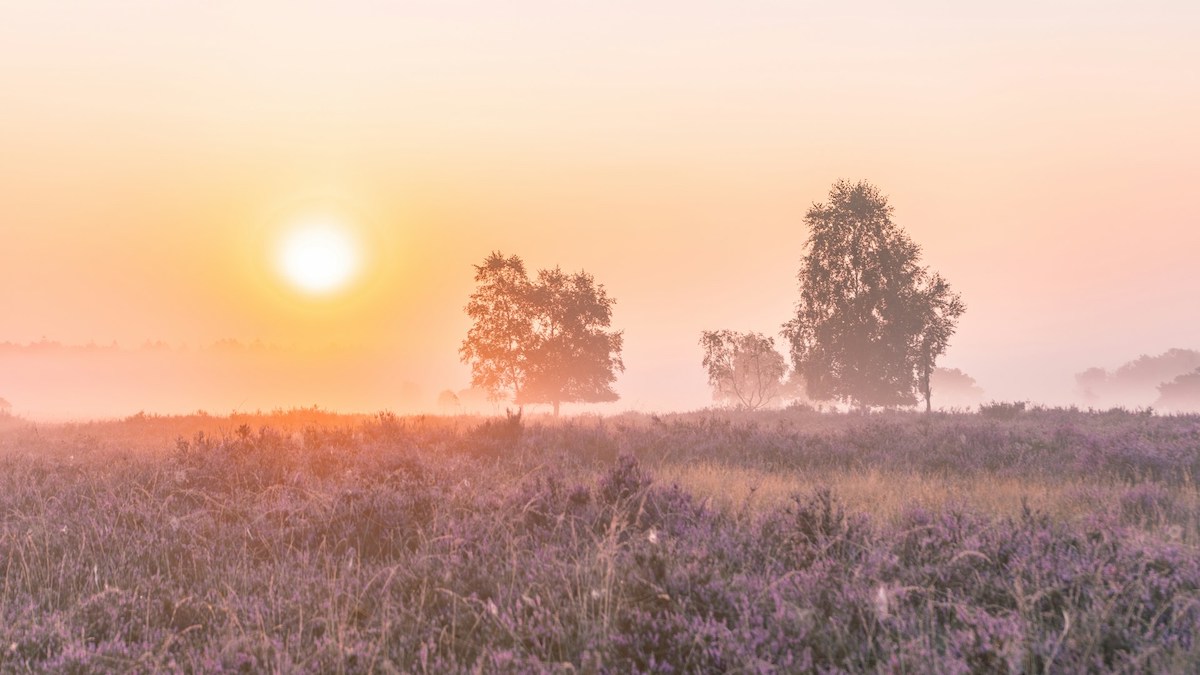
1 407 1198 673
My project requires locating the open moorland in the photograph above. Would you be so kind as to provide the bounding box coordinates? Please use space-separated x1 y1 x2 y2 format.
1 407 1198 673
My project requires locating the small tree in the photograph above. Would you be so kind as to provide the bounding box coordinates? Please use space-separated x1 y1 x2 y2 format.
700 330 788 410
0 397 10 417
783 180 964 409
436 389 461 411
460 252 624 416
1155 368 1200 412
1075 349 1200 408
929 367 984 409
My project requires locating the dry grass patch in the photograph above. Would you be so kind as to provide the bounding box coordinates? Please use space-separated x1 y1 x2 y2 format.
654 460 1200 535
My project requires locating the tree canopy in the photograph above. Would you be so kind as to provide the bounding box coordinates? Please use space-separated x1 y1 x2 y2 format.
1077 349 1200 408
782 180 964 409
460 252 624 415
929 367 985 409
699 330 788 410
1155 368 1200 412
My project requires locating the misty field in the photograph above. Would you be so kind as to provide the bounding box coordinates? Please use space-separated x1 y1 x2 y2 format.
1 408 1198 673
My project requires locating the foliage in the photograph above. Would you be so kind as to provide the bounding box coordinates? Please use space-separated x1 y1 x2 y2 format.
1077 348 1200 408
915 273 966 411
437 389 461 410
699 330 788 410
521 267 625 415
979 400 1026 420
1157 368 1200 412
783 180 964 409
460 252 624 415
930 367 985 408
459 252 533 403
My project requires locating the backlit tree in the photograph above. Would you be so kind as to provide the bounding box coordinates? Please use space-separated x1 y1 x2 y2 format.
460 252 623 416
783 180 964 409
699 330 788 410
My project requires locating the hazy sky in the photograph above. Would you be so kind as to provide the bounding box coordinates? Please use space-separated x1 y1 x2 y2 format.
2 1 1198 415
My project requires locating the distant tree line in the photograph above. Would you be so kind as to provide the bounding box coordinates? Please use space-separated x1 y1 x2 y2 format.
1077 348 1200 412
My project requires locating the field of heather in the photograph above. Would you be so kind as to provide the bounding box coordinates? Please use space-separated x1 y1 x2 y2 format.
1 407 1198 673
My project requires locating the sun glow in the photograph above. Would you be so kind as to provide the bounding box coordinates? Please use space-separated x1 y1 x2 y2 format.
276 219 361 295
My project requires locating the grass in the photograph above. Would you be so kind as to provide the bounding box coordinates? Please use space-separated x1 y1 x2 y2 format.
0 407 1197 672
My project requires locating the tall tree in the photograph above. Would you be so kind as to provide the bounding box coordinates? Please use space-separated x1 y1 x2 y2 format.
521 267 624 415
917 273 966 411
699 330 788 410
783 180 964 409
459 252 533 402
460 253 624 416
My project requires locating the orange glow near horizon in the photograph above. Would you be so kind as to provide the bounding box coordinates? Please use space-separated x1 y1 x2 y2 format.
1 2 1198 418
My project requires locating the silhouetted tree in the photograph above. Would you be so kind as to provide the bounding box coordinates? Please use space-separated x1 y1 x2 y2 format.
783 180 964 409
520 267 624 416
0 397 10 417
929 367 984 409
1076 349 1200 408
436 389 461 411
699 330 788 410
460 253 534 403
1075 367 1110 404
455 386 496 413
917 274 966 411
460 252 624 416
1155 368 1200 412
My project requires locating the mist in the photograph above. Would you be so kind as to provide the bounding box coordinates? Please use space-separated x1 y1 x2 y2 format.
2 1 1199 419
4 338 1199 422
0 340 427 421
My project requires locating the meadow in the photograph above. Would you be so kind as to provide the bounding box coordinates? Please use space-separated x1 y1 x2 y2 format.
0 406 1197 673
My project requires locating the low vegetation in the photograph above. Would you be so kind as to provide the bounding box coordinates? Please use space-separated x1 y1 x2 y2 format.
1 407 1197 672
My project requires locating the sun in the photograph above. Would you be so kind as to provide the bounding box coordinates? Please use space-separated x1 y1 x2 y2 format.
275 218 362 295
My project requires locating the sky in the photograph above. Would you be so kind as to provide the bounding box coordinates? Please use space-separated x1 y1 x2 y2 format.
2 1 1198 418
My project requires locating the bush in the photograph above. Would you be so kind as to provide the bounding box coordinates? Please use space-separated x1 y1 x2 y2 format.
979 400 1026 419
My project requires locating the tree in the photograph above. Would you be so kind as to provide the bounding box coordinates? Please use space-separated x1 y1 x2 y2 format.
460 252 624 416
460 253 534 403
929 367 984 409
699 330 788 410
782 180 964 409
521 267 625 416
1075 367 1110 404
436 389 461 411
1155 368 1200 412
1076 349 1200 408
916 273 966 411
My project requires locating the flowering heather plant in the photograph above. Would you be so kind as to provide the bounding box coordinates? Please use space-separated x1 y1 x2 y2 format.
0 408 1197 672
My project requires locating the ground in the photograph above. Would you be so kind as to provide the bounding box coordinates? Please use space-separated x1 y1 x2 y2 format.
0 407 1197 672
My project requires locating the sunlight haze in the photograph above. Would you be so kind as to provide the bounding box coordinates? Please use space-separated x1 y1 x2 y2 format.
2 1 1198 417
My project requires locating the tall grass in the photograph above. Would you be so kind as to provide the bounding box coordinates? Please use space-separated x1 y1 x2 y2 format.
0 408 1197 672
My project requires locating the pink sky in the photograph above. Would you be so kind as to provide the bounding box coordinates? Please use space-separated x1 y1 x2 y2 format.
2 1 1198 417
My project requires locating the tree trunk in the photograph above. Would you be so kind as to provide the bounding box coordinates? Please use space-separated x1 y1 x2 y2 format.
922 340 932 413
